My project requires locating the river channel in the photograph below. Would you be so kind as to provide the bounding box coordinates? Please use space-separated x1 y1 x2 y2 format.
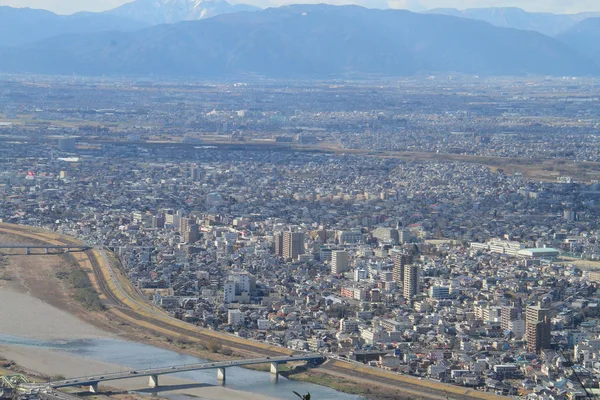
0 334 365 400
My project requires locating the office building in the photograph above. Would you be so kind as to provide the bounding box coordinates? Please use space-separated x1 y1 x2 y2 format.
320 247 333 262
429 286 450 299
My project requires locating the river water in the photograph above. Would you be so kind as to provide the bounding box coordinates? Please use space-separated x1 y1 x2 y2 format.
0 334 364 400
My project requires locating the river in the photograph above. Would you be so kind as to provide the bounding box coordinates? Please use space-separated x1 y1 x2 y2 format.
0 334 364 400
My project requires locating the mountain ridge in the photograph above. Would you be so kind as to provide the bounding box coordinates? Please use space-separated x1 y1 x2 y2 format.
0 5 149 47
557 18 600 66
0 4 596 78
424 7 600 37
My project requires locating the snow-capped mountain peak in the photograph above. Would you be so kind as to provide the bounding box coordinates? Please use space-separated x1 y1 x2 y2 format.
107 0 260 25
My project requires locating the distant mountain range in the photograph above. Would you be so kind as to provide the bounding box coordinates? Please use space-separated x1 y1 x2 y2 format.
425 7 600 37
557 18 600 66
0 4 597 78
101 0 261 25
0 6 148 47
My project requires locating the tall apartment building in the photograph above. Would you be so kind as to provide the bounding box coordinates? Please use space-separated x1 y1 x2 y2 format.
152 213 165 229
392 251 413 285
399 230 412 244
526 304 551 353
163 209 183 228
273 232 284 257
180 217 200 243
403 264 419 299
331 250 349 274
501 305 521 331
191 165 202 181
224 281 236 304
228 309 244 326
283 231 304 260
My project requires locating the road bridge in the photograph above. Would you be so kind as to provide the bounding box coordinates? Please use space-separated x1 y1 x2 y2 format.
24 354 323 393
0 244 91 255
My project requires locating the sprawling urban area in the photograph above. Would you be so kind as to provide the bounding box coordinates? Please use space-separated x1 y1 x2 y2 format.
2 75 600 399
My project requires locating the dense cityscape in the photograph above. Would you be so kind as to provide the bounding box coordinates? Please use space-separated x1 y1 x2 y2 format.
1 75 600 399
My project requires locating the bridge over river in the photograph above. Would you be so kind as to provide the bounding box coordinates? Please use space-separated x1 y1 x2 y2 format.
23 353 324 393
0 244 91 255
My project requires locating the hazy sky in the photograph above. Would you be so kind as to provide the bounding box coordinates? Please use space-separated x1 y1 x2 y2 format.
2 0 600 15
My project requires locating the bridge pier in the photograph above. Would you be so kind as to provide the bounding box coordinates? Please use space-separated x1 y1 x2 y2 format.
89 382 99 393
270 362 279 377
217 367 226 382
45 247 49 254
149 375 159 388
26 247 30 255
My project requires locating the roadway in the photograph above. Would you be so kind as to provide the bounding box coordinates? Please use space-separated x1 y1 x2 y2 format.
0 245 89 249
38 391 81 400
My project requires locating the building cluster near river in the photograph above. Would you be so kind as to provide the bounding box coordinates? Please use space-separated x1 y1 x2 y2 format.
2 145 600 399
